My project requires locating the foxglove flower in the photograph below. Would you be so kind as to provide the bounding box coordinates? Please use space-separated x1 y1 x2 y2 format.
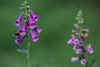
67 39 74 45
76 49 83 55
82 29 89 32
73 45 79 51
81 34 88 40
30 10 39 21
15 36 23 46
34 27 42 34
73 39 80 45
81 59 87 65
72 30 77 33
67 10 93 66
28 15 37 29
79 40 83 46
85 44 93 54
71 57 79 62
30 29 39 42
14 14 22 27
17 22 26 37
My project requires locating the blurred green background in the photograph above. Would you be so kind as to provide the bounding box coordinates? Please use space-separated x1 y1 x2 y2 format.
0 0 100 67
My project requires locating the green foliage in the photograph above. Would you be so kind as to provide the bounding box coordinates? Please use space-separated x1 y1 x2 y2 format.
16 49 28 55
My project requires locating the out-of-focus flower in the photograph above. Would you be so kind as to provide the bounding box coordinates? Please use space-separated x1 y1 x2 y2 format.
81 59 87 65
76 49 83 55
85 44 93 54
73 45 79 51
82 29 89 32
71 57 79 62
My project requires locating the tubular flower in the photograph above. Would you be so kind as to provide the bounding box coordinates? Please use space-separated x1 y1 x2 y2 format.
17 22 26 37
67 10 93 65
34 27 42 34
30 29 39 42
81 59 87 65
85 44 93 54
30 10 39 21
15 36 23 46
28 15 37 29
71 57 79 62
14 14 22 27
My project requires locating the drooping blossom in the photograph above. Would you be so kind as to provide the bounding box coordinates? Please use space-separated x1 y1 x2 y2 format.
82 29 89 32
30 29 39 42
79 40 83 46
76 49 83 55
67 10 93 66
15 36 23 46
85 44 93 54
73 45 79 51
30 10 39 21
17 22 26 37
81 59 87 65
71 57 79 62
81 34 88 40
14 14 22 27
34 27 42 34
28 15 37 29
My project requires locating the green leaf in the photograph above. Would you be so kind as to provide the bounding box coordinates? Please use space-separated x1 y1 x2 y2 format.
16 49 28 55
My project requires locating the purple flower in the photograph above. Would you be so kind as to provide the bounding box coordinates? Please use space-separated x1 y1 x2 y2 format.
17 22 26 37
67 39 74 45
28 15 37 29
73 45 79 51
73 39 80 45
72 30 77 33
76 49 83 55
72 35 78 40
82 29 89 32
81 34 88 40
30 10 39 21
15 36 23 46
81 59 87 65
34 27 42 34
71 57 79 62
30 29 39 42
14 14 22 27
79 40 83 46
85 44 93 54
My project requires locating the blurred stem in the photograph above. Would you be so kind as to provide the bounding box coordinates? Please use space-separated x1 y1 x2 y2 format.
86 62 88 67
24 1 31 67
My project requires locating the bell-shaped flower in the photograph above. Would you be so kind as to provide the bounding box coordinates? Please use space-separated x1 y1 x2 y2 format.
28 15 37 29
15 36 23 46
76 49 83 55
34 27 42 34
81 59 87 65
71 57 79 62
17 22 26 37
30 29 39 42
14 14 22 27
30 10 39 21
79 40 83 46
67 39 74 45
82 29 89 32
85 44 93 54
73 45 79 51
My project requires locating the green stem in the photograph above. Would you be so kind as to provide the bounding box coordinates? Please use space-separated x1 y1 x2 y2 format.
86 62 88 67
24 1 31 67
